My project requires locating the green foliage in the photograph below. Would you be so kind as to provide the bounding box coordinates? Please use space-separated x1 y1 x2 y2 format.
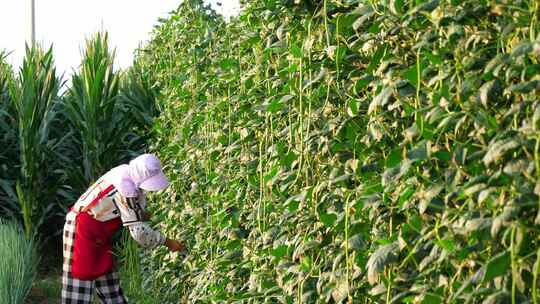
129 0 540 302
138 0 540 302
117 59 159 157
0 38 160 301
63 33 159 194
0 52 18 219
9 46 62 238
0 219 39 303
0 35 157 246
64 32 124 189
121 59 158 128
118 230 167 304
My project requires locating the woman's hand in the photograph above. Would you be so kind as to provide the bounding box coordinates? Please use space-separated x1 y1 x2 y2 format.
165 238 185 252
142 211 152 222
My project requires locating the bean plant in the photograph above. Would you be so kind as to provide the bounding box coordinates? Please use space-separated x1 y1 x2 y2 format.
136 0 540 302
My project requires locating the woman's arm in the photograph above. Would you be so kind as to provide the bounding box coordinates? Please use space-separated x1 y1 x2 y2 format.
128 222 166 249
116 194 185 251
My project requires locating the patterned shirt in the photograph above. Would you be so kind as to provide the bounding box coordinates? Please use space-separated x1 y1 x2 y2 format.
71 172 165 249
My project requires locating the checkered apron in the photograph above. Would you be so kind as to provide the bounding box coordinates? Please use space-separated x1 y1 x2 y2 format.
61 211 128 303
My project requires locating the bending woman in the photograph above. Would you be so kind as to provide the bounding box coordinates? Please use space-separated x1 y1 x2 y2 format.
61 154 184 303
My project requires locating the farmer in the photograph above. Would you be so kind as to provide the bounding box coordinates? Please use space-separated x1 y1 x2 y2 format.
61 153 185 303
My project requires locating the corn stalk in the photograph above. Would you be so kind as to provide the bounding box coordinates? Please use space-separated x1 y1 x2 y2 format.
10 45 60 238
64 32 123 189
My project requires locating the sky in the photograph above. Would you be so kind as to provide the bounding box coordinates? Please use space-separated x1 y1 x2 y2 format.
0 0 240 77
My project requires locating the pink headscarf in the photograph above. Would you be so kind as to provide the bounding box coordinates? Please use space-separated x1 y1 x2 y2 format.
107 154 169 198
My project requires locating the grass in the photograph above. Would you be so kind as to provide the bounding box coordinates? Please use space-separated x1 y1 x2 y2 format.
117 230 162 304
26 275 62 304
0 220 39 303
25 237 62 304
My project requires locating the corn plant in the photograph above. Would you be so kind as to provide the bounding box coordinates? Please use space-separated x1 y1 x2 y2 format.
0 219 39 304
0 52 18 218
9 46 61 238
64 32 125 189
117 59 159 157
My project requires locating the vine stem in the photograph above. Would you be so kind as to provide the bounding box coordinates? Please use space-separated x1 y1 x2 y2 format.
534 138 540 303
258 130 264 233
385 268 392 304
530 0 538 41
298 51 304 182
534 248 540 304
305 18 313 185
415 48 424 135
511 225 517 304
345 194 352 300
323 0 330 48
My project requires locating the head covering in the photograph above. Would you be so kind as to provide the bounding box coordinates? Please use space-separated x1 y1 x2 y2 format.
108 154 169 197
129 154 169 191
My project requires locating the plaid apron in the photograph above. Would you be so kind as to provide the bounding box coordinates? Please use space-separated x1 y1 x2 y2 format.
61 211 128 303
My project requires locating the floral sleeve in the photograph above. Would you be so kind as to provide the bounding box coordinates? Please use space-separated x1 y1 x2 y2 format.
114 193 165 249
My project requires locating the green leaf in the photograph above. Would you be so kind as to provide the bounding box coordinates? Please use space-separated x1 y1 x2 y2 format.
368 86 393 114
219 58 237 70
389 0 404 15
271 245 288 259
483 138 521 166
346 99 359 117
367 45 387 73
403 61 427 88
319 212 337 227
354 75 374 93
479 79 501 107
421 293 443 304
483 251 510 283
290 43 302 59
511 42 533 58
280 151 297 168
347 234 365 250
426 52 442 65
386 148 402 168
367 242 398 285
266 100 285 113
331 278 349 303
434 239 455 252
398 187 415 209
264 166 279 183
433 150 451 162
507 80 539 94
